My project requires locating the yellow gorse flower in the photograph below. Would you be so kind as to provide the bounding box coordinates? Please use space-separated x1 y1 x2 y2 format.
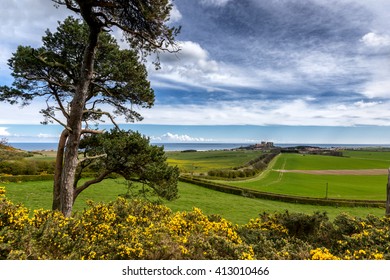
310 248 340 260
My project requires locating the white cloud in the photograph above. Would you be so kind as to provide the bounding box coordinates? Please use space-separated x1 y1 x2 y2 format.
361 32 390 47
336 104 347 111
37 133 56 138
151 132 213 142
297 51 348 78
177 41 209 62
135 97 390 127
200 0 231 7
151 40 223 90
360 75 390 98
169 3 182 23
153 41 307 93
0 1 70 46
0 102 50 124
0 1 71 83
0 127 10 136
354 100 382 108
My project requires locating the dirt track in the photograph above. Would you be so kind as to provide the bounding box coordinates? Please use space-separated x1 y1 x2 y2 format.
275 169 389 175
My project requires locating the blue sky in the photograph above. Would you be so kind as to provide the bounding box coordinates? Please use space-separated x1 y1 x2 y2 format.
1 0 390 143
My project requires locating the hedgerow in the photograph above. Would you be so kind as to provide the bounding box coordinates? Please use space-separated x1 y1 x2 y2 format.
1 186 390 260
207 152 279 179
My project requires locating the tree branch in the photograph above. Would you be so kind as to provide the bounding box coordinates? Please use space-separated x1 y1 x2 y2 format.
78 153 107 164
43 112 72 131
74 170 112 199
52 0 81 13
81 128 104 135
49 85 70 120
90 81 114 97
83 108 120 129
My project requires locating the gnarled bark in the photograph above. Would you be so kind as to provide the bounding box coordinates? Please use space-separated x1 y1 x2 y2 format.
59 20 100 217
52 129 69 210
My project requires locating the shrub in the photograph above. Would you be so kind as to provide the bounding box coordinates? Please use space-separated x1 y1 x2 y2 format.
2 187 390 260
0 159 55 176
0 174 54 183
0 188 253 260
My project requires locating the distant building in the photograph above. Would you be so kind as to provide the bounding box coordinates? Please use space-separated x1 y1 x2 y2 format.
253 141 274 149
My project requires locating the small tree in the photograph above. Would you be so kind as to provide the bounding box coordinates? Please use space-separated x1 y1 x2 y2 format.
77 129 179 201
0 1 179 217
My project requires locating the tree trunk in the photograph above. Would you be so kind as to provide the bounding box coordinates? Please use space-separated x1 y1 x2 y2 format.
52 129 68 210
386 168 390 216
58 23 100 217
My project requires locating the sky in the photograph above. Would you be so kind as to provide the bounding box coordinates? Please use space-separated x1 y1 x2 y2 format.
1 0 390 144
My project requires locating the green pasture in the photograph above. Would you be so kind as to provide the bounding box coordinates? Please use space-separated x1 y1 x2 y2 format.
3 148 390 225
343 150 390 162
166 150 263 173
223 152 389 200
273 152 390 170
2 178 386 224
228 171 386 200
2 179 129 212
28 150 57 161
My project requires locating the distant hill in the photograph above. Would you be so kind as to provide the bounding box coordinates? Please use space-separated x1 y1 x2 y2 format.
0 142 34 160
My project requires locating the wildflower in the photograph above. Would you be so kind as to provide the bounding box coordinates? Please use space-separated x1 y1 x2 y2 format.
310 248 340 260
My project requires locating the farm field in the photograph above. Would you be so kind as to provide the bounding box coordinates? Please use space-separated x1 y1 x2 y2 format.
224 151 390 200
166 149 264 173
272 152 390 170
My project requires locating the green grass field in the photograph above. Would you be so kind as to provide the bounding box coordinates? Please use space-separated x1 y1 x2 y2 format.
3 149 390 225
166 149 264 173
272 152 390 170
223 151 389 200
2 178 386 224
228 171 386 200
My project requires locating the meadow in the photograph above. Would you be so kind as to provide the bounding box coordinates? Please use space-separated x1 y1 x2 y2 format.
3 178 385 225
2 148 389 225
166 149 264 174
272 152 390 170
224 152 390 200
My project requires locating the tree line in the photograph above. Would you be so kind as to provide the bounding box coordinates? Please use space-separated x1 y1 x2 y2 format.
207 152 279 179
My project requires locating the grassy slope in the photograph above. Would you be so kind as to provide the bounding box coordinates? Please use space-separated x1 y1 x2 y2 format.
3 179 386 225
3 149 389 224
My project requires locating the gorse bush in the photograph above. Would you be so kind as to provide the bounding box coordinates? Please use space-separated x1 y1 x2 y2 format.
1 186 390 260
0 187 252 260
0 159 55 176
239 211 390 260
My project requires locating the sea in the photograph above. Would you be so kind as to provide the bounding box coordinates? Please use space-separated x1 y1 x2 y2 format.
8 142 390 152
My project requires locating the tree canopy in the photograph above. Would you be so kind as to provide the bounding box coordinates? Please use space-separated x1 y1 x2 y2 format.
52 0 180 59
78 129 179 201
0 0 179 217
0 16 155 125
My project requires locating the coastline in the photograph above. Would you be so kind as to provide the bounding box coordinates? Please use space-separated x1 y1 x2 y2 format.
8 142 390 152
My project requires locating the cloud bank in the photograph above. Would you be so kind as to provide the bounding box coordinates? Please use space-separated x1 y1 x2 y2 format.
0 0 390 129
151 132 214 142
